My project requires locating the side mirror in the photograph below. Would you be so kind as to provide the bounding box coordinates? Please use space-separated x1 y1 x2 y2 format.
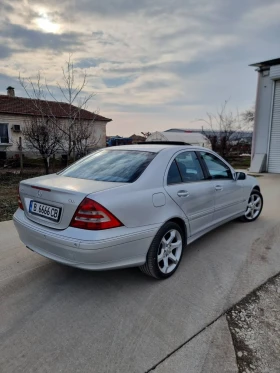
236 172 246 181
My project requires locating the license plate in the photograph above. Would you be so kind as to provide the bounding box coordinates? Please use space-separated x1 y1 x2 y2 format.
29 201 61 222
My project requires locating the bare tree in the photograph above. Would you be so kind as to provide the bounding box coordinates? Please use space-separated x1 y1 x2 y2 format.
19 55 99 165
242 107 255 124
141 132 152 138
22 117 63 174
199 100 253 159
68 119 100 159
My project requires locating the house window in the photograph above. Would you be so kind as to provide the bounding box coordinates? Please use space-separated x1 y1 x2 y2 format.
0 123 9 144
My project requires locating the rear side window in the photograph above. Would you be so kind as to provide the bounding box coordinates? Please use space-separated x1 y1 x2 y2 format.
176 151 205 182
60 150 156 183
167 151 206 184
167 160 182 184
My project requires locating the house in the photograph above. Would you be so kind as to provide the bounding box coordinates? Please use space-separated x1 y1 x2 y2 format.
250 58 280 173
0 87 112 159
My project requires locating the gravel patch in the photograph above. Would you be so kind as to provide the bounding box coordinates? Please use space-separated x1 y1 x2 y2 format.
227 274 280 373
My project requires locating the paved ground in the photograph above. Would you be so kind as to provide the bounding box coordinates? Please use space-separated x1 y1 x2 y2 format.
1 174 280 373
227 274 280 373
153 316 238 373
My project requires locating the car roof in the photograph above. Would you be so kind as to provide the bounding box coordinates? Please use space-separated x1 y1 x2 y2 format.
106 144 205 153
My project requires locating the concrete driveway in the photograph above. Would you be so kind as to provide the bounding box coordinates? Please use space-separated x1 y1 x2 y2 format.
1 174 280 373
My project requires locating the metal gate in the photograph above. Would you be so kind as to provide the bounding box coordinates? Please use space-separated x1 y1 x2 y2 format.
268 80 280 173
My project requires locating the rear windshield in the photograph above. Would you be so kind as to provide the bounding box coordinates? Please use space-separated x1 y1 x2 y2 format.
59 149 156 183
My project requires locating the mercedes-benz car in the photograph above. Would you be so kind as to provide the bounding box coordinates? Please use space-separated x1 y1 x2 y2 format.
13 144 263 279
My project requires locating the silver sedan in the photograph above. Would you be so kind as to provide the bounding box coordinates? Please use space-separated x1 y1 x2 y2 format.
14 144 263 279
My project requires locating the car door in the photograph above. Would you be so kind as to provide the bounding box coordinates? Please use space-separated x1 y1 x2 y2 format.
164 150 215 237
199 151 245 223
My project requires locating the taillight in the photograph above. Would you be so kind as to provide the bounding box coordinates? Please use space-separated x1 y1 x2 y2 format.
18 187 24 210
70 198 123 230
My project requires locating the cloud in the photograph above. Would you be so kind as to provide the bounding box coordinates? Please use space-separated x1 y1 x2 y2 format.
0 0 279 136
0 45 18 59
0 22 84 51
241 2 280 27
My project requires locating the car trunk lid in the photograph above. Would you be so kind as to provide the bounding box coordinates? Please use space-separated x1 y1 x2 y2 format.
19 174 126 229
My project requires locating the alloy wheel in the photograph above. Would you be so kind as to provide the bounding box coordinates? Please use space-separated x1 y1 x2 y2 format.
157 229 182 274
245 193 262 220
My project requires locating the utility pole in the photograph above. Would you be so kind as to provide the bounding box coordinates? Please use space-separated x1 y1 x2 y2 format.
19 136 23 174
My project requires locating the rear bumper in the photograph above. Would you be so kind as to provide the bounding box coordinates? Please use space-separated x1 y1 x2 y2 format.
13 209 158 270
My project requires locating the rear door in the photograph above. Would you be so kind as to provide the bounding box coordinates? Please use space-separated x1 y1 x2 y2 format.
164 150 215 236
199 151 245 223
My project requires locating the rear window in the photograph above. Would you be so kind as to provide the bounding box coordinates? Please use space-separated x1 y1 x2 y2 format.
59 149 156 183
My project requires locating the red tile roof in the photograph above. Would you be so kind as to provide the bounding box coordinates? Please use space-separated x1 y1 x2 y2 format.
0 94 112 122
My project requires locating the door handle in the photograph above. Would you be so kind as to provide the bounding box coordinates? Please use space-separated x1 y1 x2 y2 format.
177 190 189 197
215 185 223 191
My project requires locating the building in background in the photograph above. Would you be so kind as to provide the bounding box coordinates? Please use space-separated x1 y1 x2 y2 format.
146 131 212 148
165 128 252 154
106 137 132 147
0 87 111 159
250 58 280 173
165 128 252 144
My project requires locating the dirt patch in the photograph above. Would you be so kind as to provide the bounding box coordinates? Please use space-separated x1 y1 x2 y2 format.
0 172 43 221
227 274 280 373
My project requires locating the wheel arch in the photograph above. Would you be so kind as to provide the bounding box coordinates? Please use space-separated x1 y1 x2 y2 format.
166 217 188 245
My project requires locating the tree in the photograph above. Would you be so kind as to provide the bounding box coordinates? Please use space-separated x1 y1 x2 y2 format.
69 119 100 159
19 55 99 167
199 100 253 160
22 117 63 174
242 107 255 124
141 132 152 138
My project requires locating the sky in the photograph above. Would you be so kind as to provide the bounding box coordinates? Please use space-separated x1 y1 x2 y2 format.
0 0 279 136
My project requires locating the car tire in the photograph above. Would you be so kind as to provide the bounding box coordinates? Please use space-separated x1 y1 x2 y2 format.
239 190 263 222
139 222 185 279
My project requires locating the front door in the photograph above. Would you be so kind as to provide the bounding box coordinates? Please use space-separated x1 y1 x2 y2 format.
199 151 245 223
164 151 215 236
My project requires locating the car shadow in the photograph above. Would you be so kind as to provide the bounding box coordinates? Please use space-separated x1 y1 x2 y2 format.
46 215 268 291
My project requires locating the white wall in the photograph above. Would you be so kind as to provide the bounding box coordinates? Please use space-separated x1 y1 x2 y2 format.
0 114 107 157
92 121 107 148
252 71 274 157
0 114 24 153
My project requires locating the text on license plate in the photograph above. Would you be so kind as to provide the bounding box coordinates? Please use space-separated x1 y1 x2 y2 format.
29 201 61 222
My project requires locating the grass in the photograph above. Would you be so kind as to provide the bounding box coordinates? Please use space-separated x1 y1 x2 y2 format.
0 172 43 222
228 157 251 169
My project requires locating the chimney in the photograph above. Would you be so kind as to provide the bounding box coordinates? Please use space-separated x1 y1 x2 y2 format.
7 86 15 97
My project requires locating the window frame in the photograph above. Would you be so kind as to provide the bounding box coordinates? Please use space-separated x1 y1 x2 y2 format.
198 151 234 180
0 123 9 144
166 150 209 185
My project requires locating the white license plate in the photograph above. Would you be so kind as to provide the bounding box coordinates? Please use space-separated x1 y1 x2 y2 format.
29 201 61 222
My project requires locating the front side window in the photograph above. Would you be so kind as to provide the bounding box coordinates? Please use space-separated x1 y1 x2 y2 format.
200 152 232 179
60 149 156 183
0 123 9 144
